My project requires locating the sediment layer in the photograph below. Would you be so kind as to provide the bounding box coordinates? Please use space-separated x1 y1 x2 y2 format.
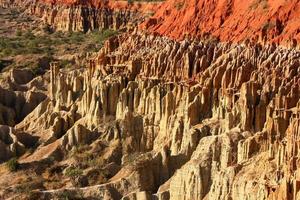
142 0 300 45
1 30 300 199
1 0 158 32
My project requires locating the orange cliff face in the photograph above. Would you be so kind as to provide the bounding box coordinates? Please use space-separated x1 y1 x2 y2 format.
142 0 300 45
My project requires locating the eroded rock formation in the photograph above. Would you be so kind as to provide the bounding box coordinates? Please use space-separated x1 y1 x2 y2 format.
1 0 158 32
1 0 300 198
0 29 299 199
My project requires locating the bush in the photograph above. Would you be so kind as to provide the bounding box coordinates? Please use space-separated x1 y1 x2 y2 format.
6 157 19 172
30 65 43 76
69 32 85 43
57 190 84 200
24 31 35 40
42 24 53 34
65 167 83 178
59 59 73 68
16 29 22 37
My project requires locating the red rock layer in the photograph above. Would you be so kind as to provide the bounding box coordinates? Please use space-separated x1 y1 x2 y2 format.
142 0 300 45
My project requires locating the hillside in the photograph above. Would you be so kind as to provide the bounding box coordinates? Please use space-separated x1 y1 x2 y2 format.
143 0 300 45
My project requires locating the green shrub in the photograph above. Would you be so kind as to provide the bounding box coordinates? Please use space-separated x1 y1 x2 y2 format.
16 29 22 37
65 167 83 178
24 30 35 40
42 24 52 34
58 191 72 200
2 48 13 56
30 65 43 76
59 59 73 68
69 32 85 43
6 157 19 172
58 190 84 200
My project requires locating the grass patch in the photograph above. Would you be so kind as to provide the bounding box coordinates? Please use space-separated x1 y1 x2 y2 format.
6 157 19 172
0 26 120 70
0 30 54 57
65 167 83 178
71 144 104 168
57 190 84 200
14 179 44 198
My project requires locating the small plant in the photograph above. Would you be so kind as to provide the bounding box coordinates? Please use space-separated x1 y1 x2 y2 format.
147 11 155 17
69 32 85 43
24 30 35 40
174 2 184 10
57 190 84 200
15 183 32 194
58 190 73 200
42 24 52 34
65 167 83 178
59 59 73 68
30 65 42 76
262 0 269 9
6 157 19 172
249 0 269 10
262 21 275 31
16 29 22 36
70 144 90 155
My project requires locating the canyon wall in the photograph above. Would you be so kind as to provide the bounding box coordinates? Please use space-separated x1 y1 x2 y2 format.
1 0 300 199
142 0 300 45
1 0 158 32
1 31 299 199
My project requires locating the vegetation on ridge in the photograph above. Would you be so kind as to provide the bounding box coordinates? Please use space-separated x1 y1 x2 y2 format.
6 157 19 172
0 8 119 74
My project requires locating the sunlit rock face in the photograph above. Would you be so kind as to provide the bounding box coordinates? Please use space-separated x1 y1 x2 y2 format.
0 29 299 199
29 5 138 32
142 0 300 46
0 0 151 32
1 0 300 197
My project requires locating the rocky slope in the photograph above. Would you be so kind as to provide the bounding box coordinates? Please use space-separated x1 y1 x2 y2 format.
143 0 300 45
1 0 159 32
0 29 300 199
1 0 300 200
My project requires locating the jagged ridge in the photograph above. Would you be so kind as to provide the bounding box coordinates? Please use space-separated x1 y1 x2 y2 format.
0 31 299 199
